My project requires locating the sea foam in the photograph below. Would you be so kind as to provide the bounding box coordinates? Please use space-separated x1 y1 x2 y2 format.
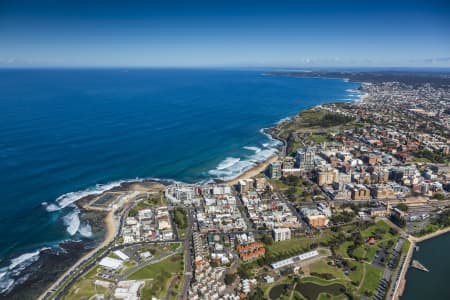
243 146 262 153
0 247 50 294
216 157 241 170
44 178 142 212
78 223 93 238
276 116 292 125
209 131 279 180
62 208 81 236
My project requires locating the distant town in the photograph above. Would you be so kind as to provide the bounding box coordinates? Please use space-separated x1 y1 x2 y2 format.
41 72 450 300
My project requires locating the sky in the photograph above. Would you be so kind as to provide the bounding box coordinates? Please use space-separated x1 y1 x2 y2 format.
0 0 449 68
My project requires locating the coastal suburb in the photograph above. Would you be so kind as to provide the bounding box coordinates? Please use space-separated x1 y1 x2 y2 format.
39 71 450 300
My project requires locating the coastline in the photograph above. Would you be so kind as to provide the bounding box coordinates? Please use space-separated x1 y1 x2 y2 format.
411 226 450 243
38 210 119 300
34 107 291 299
224 154 279 186
22 77 364 299
394 227 450 299
38 180 166 299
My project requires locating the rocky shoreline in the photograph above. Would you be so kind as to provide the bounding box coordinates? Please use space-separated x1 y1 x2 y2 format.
2 240 97 300
2 179 169 300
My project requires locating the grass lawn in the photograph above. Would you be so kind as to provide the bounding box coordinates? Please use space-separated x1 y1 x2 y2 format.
119 259 138 274
266 233 334 263
359 264 383 295
270 179 305 198
64 266 112 300
309 261 347 281
268 232 334 253
337 241 352 259
64 278 111 300
361 220 393 239
301 276 347 286
129 254 183 299
128 195 165 217
348 220 400 263
401 239 411 255
317 293 348 300
267 236 312 253
365 245 378 262
347 261 363 284
309 133 331 144
178 227 187 238
351 246 366 260
350 244 379 262
169 242 181 251
128 253 183 280
270 179 290 191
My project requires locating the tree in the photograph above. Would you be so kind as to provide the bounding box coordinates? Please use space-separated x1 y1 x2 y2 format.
261 234 274 245
224 273 237 285
396 203 409 212
174 208 187 229
389 227 398 236
248 287 265 300
390 213 406 227
432 193 446 200
237 265 252 279
286 187 297 200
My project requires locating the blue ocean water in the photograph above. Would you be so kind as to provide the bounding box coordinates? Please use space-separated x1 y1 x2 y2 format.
0 69 361 289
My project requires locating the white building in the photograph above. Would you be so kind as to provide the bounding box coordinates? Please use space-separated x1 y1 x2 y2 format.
271 250 319 269
272 228 291 242
99 257 123 270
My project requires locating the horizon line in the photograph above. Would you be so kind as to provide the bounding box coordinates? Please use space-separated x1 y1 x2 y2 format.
1 65 450 71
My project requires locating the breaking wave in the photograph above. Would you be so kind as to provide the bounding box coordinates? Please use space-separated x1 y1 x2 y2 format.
61 206 93 237
43 178 143 212
62 208 81 236
343 88 364 102
209 132 279 180
78 223 93 238
243 146 261 153
259 128 282 147
209 159 255 179
216 157 241 170
276 116 292 125
0 247 50 294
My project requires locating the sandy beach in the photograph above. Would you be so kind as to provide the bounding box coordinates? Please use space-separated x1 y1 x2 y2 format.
38 210 118 300
225 154 279 186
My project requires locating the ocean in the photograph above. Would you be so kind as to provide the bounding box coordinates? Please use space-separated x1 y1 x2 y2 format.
0 68 361 296
402 233 450 299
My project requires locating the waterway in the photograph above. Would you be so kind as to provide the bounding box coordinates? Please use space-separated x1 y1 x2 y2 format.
402 232 450 299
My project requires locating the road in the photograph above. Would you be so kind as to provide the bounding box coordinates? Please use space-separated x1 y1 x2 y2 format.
116 244 182 281
276 191 312 233
179 207 194 300
40 195 182 300
38 210 120 300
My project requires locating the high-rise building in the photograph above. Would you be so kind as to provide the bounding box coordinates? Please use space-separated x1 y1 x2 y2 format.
296 147 315 170
316 167 337 186
268 161 282 179
282 157 295 169
272 228 291 242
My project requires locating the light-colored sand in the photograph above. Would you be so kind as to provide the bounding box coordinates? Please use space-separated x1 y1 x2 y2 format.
41 155 277 298
225 154 279 186
102 210 117 246
38 210 118 300
128 181 166 192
